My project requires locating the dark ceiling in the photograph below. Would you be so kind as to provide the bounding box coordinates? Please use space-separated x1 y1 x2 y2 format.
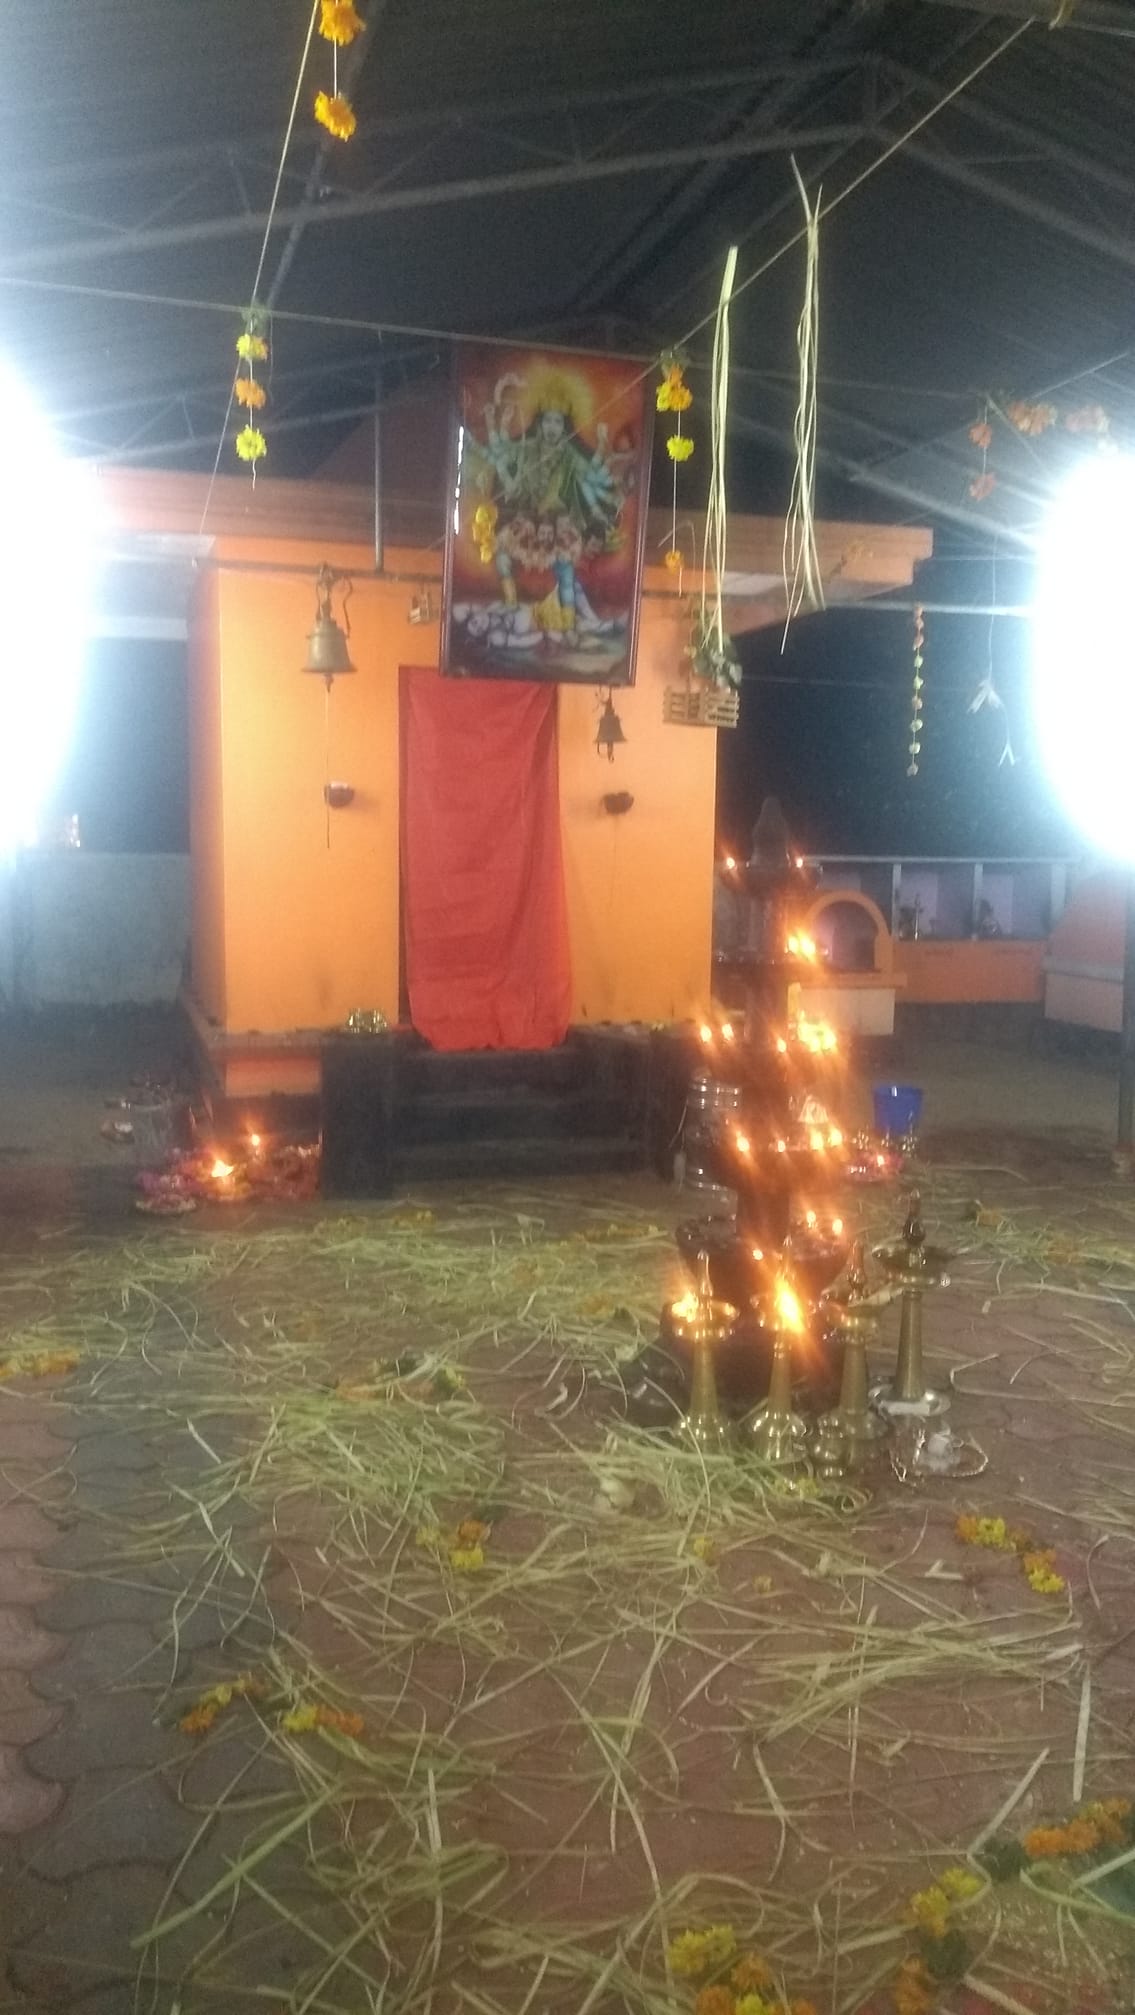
5 0 1135 544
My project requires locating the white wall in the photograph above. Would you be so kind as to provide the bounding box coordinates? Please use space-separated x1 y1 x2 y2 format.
0 854 190 1007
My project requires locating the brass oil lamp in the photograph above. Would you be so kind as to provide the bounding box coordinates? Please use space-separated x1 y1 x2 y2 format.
666 1251 736 1449
744 1276 808 1463
821 1237 891 1462
872 1191 951 1418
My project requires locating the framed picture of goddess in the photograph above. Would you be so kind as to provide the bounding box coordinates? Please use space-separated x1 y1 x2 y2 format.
442 344 653 685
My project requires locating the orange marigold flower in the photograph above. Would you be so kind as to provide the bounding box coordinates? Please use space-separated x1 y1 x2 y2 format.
315 1705 365 1738
731 1956 773 1993
968 421 993 450
790 2002 820 2015
892 1957 934 2015
314 90 357 141
179 1703 219 1736
694 1988 735 2015
233 377 267 410
319 0 365 44
456 1518 490 1547
968 472 996 501
664 549 683 573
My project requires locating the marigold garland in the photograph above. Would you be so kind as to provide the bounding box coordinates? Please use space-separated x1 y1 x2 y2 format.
233 376 267 410
179 1672 267 1736
314 90 357 141
281 1701 365 1738
954 1510 1066 1594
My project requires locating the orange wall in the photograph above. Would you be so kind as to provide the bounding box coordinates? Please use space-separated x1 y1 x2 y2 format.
210 539 403 1032
187 569 226 1023
190 545 716 1035
558 594 715 1022
894 938 1045 1004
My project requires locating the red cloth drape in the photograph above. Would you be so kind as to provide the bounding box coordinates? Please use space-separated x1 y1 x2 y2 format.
400 668 572 1051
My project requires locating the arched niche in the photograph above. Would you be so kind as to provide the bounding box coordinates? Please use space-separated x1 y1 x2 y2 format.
803 890 894 975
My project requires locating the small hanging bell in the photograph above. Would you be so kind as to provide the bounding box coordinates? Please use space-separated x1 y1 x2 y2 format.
595 693 627 761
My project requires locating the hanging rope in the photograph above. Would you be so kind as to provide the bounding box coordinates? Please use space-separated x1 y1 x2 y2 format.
782 158 824 639
700 246 739 665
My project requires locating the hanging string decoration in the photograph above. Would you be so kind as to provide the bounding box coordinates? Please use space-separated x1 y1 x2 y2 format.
782 159 825 631
234 312 270 471
657 352 693 574
906 604 924 778
314 0 364 140
691 245 741 691
968 394 1111 503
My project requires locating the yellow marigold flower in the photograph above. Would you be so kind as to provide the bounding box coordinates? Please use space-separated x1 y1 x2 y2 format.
666 434 695 463
1021 1548 1064 1593
664 549 683 573
691 1534 717 1563
236 330 268 362
449 1544 485 1571
908 1885 950 1940
314 90 357 140
735 1998 773 2015
281 1703 320 1733
415 1524 444 1550
319 0 365 44
694 1988 735 2015
939 1865 982 1901
233 376 266 410
731 1955 773 1993
667 1926 737 1977
235 426 266 463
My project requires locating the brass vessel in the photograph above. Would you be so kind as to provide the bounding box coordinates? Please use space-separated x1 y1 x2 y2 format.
872 1192 951 1418
667 1251 736 1449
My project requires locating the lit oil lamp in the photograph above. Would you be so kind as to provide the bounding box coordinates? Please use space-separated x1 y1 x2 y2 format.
666 1251 737 1450
209 1156 237 1202
744 1277 808 1462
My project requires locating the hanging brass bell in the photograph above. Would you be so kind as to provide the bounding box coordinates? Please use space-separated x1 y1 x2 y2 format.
303 612 355 682
302 565 356 684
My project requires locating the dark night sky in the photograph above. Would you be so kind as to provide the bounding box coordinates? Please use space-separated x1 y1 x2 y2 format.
718 583 1077 862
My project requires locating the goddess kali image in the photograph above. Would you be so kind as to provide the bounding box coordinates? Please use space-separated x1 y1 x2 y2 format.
449 358 644 679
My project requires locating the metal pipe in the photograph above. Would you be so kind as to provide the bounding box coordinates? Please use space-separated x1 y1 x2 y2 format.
905 139 1135 276
0 124 866 274
887 58 1135 201
922 0 1135 37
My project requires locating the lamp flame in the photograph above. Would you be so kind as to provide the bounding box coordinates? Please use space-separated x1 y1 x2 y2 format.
699 1022 713 1044
211 1158 234 1181
671 1290 700 1322
720 1021 735 1042
735 1132 751 1155
774 1280 805 1333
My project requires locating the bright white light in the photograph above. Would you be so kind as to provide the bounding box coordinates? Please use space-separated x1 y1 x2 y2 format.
1035 455 1135 863
0 362 93 854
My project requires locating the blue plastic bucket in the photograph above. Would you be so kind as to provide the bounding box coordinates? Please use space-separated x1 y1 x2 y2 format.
872 1083 923 1140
